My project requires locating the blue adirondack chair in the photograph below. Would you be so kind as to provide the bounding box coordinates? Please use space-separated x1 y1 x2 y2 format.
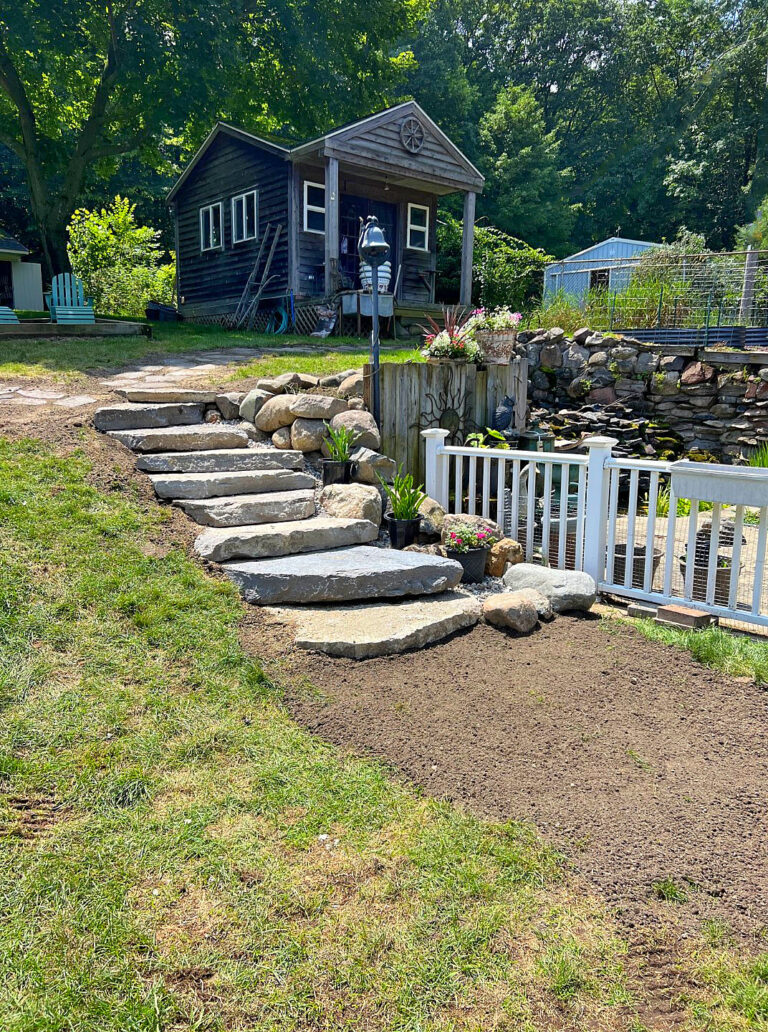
45 273 95 324
0 306 19 323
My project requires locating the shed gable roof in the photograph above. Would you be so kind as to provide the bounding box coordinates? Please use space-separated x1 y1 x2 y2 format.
168 102 483 203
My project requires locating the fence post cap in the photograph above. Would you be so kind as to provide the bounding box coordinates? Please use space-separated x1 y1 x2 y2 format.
421 427 450 439
583 435 619 450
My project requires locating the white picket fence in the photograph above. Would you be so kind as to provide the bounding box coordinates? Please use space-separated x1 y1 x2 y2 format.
422 428 768 629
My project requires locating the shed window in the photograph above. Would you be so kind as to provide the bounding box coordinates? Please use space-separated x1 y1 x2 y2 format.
304 181 325 235
232 190 258 244
407 203 429 251
200 203 223 251
589 267 610 290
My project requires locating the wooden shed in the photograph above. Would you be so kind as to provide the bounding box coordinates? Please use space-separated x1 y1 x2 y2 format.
167 102 484 327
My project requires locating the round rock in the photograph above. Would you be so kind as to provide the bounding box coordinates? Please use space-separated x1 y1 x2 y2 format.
321 483 382 525
290 394 348 420
291 417 327 452
329 409 381 450
255 395 299 432
483 592 539 634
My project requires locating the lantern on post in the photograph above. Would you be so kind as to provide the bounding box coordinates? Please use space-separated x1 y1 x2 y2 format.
358 215 391 427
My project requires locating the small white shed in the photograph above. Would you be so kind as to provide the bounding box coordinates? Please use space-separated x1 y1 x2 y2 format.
0 232 44 311
544 236 661 302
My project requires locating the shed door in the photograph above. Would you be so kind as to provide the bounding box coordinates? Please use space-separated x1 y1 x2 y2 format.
339 195 397 289
0 261 13 307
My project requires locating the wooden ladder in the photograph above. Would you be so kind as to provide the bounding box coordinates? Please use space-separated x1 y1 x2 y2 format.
233 223 282 330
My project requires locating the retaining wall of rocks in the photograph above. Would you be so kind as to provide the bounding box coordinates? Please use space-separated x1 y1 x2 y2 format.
520 326 768 462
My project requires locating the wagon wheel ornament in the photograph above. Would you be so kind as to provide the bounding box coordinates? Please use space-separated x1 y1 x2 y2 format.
400 116 425 154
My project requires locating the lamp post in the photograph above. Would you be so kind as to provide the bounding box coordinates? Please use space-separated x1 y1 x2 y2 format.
358 215 390 427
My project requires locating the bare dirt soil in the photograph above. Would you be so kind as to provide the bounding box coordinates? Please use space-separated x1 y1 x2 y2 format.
283 617 768 942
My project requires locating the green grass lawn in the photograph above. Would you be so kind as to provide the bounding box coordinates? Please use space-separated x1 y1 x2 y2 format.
0 321 419 380
1 436 767 1030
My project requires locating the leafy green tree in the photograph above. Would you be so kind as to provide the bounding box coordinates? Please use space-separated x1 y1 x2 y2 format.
478 85 575 253
0 0 421 276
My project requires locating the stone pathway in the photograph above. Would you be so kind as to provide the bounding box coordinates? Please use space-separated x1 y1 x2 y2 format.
0 385 98 409
93 388 476 657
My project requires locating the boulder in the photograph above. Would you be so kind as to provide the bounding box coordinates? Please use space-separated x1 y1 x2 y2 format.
572 327 592 345
681 361 715 386
562 343 590 371
321 482 382 525
483 592 539 634
589 386 618 404
404 543 447 556
515 587 554 621
348 397 367 410
255 395 298 432
636 351 660 374
239 388 272 423
290 394 347 420
319 372 346 388
588 350 608 367
419 496 446 537
539 342 563 369
501 563 596 612
485 537 524 577
329 409 380 450
271 426 293 449
290 417 327 452
255 378 285 394
215 392 246 420
295 373 321 389
237 422 273 444
350 447 397 484
546 327 566 344
338 371 365 398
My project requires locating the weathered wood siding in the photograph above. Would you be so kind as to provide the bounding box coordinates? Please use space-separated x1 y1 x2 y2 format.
368 359 528 486
331 115 478 192
175 134 289 317
295 163 437 303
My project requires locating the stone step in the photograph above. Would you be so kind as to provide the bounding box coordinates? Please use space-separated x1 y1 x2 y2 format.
177 489 315 527
194 517 378 562
271 592 481 658
109 424 250 452
115 388 218 404
136 448 303 474
150 469 314 500
222 545 463 605
94 402 205 431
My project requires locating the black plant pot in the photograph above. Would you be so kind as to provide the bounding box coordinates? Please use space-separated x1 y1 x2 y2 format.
322 459 357 486
385 514 421 550
445 547 487 583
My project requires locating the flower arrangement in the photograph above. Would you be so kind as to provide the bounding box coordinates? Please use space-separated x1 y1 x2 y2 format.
443 524 497 553
466 306 523 333
421 305 484 364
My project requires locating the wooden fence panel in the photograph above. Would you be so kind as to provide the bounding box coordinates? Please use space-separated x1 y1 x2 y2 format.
368 358 528 485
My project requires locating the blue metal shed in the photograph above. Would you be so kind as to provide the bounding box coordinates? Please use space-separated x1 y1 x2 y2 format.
544 236 661 303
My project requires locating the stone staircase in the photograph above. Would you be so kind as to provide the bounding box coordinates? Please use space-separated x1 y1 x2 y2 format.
94 389 481 656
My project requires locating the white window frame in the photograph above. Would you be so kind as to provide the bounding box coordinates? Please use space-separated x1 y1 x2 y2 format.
199 202 224 252
231 189 259 244
303 180 326 235
406 202 430 251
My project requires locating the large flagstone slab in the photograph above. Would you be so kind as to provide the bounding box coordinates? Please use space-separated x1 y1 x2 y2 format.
149 469 314 500
94 402 204 431
109 424 250 452
194 517 378 562
221 546 463 605
136 448 303 474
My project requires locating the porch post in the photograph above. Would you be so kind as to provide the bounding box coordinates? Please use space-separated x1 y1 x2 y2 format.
459 190 476 306
582 435 618 587
324 155 339 296
422 428 450 509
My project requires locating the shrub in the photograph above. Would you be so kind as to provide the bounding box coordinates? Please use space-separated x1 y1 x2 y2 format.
436 215 551 310
67 196 175 318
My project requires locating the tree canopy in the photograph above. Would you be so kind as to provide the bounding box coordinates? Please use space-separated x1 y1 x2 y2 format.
1 0 767 268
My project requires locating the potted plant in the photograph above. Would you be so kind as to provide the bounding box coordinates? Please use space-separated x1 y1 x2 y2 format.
443 522 497 583
322 423 358 485
421 305 484 365
465 306 522 365
379 468 427 549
